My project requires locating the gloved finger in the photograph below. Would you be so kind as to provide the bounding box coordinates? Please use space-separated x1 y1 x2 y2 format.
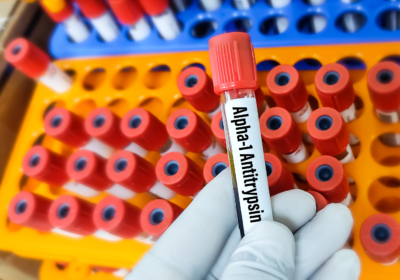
309 249 360 280
207 189 317 279
220 221 295 280
294 204 353 280
128 168 237 280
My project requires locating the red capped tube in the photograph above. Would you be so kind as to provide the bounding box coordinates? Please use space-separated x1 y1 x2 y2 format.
156 152 203 197
74 0 107 18
22 146 69 186
306 156 351 205
260 107 308 163
140 199 183 238
39 0 73 22
211 111 226 148
307 191 328 212
203 153 229 183
8 192 53 231
264 153 295 196
360 214 400 264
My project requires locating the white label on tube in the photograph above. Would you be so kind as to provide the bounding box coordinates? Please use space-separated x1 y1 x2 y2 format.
282 142 308 164
63 181 100 197
128 16 151 41
149 180 176 200
39 63 73 93
233 0 253 9
160 138 186 156
63 13 90 43
377 109 400 124
83 138 114 158
225 98 273 237
113 269 131 278
290 101 312 123
207 105 221 120
201 0 222 11
90 11 119 42
151 8 181 41
52 228 82 238
269 0 291 8
336 144 354 164
106 184 136 200
202 138 225 160
340 103 356 123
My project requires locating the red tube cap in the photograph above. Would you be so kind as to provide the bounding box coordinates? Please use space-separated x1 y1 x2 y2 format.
166 109 212 153
211 111 226 148
44 108 90 148
74 0 107 18
307 191 328 212
307 107 349 156
121 108 168 151
49 195 97 236
367 61 400 112
106 150 156 193
306 156 349 203
260 107 302 155
267 65 308 112
39 0 74 22
140 199 183 238
209 33 258 94
360 214 400 264
66 150 112 191
85 108 130 149
93 196 142 239
5 38 50 79
22 146 69 186
108 0 144 25
138 0 168 16
203 153 229 184
177 67 219 112
156 152 203 196
315 63 355 112
263 153 294 196
8 192 53 231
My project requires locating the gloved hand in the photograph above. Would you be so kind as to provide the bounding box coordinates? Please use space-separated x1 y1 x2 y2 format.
127 169 360 280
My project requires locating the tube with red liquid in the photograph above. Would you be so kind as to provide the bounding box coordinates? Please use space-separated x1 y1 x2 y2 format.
203 153 229 183
263 153 296 196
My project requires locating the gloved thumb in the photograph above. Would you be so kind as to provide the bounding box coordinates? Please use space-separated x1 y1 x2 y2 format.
220 220 295 280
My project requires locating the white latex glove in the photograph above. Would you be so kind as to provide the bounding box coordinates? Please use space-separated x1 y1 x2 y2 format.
127 169 360 280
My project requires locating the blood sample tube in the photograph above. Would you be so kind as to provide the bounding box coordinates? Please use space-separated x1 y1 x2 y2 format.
306 155 352 206
140 199 183 240
307 191 328 212
211 111 226 148
177 66 220 119
267 65 311 123
85 107 147 158
156 152 203 197
307 107 354 164
5 38 73 93
138 0 181 40
166 108 224 160
74 0 120 42
268 0 291 8
44 108 114 159
39 0 90 43
263 153 295 196
200 0 222 11
106 150 176 199
360 214 400 265
108 0 151 41
203 153 229 183
232 0 256 10
260 107 308 164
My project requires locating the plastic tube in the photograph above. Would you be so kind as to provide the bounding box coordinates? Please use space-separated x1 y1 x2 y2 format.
203 153 229 183
268 0 291 8
233 0 257 9
263 153 295 196
200 0 222 11
211 111 227 148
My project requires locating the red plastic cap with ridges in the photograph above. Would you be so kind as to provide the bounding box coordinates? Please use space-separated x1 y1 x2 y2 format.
367 61 400 112
140 199 183 238
360 214 400 264
66 150 112 191
39 0 74 22
166 108 212 153
156 152 203 197
263 153 294 196
49 195 97 236
44 108 90 148
138 0 168 15
106 150 156 193
22 146 69 186
121 108 168 151
267 65 308 112
315 63 355 112
307 107 349 156
209 32 258 94
307 191 328 212
74 0 107 18
108 0 144 25
85 108 130 149
260 107 302 155
93 196 142 239
177 67 219 112
203 153 229 184
5 38 50 79
8 192 53 231
306 156 349 203
211 111 226 148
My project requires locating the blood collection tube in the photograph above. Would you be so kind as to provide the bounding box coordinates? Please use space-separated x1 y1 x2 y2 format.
200 0 222 11
209 32 273 237
260 107 308 164
85 107 147 158
306 155 352 206
267 65 311 123
177 66 220 119
44 108 114 159
203 153 229 183
106 150 176 199
307 191 328 212
108 0 151 41
232 0 256 10
156 152 203 197
268 0 291 8
74 0 120 42
360 214 400 265
5 38 72 93
140 199 183 240
263 153 295 196
307 107 354 164
138 0 181 40
211 111 226 148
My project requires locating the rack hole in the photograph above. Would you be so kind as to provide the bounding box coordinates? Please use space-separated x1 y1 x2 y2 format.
377 9 400 31
259 16 289 35
297 14 327 34
107 99 130 116
371 133 400 166
368 177 400 213
83 68 106 91
381 55 400 65
308 95 320 111
225 17 252 33
138 97 163 120
294 58 322 71
336 11 366 33
191 19 217 38
112 66 137 90
182 63 206 71
144 65 171 89
257 60 280 71
337 57 366 70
